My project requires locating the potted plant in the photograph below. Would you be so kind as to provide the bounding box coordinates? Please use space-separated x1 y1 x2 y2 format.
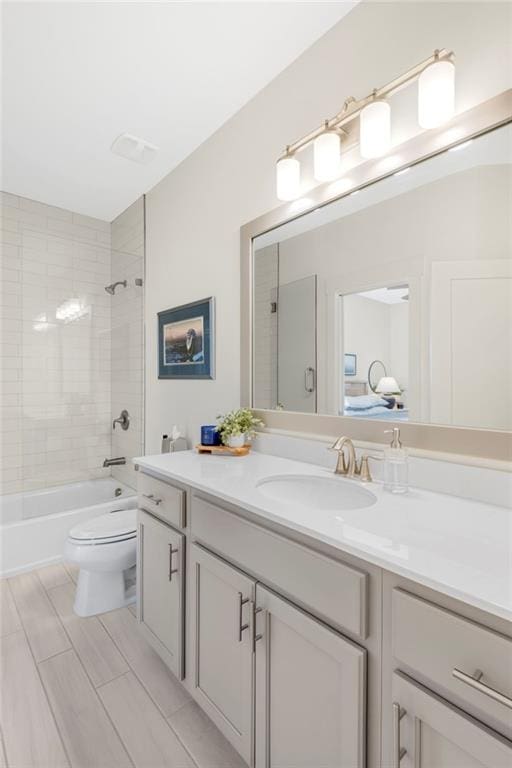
217 408 264 448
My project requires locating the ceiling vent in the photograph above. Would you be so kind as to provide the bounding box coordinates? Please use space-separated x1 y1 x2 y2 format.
111 133 159 164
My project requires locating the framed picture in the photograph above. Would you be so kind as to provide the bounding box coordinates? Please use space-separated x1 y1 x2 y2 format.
344 353 357 376
158 297 215 379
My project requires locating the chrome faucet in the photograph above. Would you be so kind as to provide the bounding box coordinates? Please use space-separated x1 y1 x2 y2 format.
330 436 381 482
103 457 126 467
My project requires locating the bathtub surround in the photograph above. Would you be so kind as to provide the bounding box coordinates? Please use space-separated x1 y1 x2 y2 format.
110 197 145 489
145 1 512 452
0 193 111 495
0 193 144 497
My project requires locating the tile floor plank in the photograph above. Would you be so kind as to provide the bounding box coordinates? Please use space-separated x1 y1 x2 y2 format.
169 700 248 768
63 562 79 584
48 583 129 687
100 608 191 717
37 564 71 591
0 630 69 768
0 579 21 637
39 649 132 768
9 572 70 662
98 672 194 768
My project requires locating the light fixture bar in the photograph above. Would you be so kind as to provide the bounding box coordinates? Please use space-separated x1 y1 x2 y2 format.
278 48 454 161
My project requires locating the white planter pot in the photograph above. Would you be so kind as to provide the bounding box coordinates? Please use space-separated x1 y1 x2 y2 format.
227 433 245 448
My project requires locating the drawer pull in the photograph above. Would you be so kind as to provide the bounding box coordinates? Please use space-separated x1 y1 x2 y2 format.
392 703 407 767
453 668 512 710
237 592 250 642
142 493 162 506
168 546 179 581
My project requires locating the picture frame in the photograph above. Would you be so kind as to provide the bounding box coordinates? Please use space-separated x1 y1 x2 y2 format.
158 297 215 379
344 353 357 376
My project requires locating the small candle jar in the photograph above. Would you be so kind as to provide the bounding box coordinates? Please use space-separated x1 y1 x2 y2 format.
201 425 221 446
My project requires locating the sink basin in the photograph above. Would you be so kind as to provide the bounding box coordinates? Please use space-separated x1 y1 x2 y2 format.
256 474 377 511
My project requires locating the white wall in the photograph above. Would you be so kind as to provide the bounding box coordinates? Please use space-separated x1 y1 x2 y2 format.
0 192 111 494
145 2 512 451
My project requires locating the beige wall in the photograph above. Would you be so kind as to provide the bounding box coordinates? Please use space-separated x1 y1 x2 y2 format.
144 1 512 451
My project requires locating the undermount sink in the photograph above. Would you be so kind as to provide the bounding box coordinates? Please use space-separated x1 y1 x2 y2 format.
256 474 377 511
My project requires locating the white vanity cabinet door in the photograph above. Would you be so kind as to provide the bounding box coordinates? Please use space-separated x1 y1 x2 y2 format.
137 509 185 679
391 672 512 768
190 543 255 765
254 584 366 768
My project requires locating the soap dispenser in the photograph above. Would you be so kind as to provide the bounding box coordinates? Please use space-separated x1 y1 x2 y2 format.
383 428 408 494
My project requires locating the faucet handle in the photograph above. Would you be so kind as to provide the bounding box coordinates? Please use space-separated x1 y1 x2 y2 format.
329 437 343 452
357 454 383 483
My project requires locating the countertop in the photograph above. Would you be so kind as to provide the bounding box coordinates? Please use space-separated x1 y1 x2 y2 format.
134 450 512 622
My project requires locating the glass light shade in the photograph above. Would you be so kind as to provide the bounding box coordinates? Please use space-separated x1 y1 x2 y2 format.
313 131 341 181
418 59 455 129
359 100 391 159
276 156 300 201
376 376 401 394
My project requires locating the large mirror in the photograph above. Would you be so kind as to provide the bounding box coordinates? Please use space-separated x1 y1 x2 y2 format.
252 122 511 431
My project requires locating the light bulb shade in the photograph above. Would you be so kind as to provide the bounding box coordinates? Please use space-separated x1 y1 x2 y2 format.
360 100 391 159
376 376 401 395
276 156 300 201
313 131 341 181
418 59 455 129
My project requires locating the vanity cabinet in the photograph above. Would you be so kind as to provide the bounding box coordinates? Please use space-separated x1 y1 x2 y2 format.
189 540 367 767
190 543 255 764
137 509 185 679
391 671 512 768
254 584 366 768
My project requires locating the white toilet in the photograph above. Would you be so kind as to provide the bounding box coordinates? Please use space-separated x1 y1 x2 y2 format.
65 508 137 617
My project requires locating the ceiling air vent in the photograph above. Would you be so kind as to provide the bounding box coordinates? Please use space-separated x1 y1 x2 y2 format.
110 133 159 164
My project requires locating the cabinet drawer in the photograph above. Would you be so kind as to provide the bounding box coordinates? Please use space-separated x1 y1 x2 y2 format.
138 472 186 529
192 495 368 639
392 589 512 737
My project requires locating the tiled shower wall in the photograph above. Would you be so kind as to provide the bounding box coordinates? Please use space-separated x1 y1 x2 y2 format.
110 197 144 488
0 193 112 494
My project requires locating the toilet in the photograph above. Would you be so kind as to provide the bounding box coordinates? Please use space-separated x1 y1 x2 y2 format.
64 508 137 617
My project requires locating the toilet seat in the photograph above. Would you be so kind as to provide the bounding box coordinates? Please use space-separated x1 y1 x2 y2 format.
69 509 137 545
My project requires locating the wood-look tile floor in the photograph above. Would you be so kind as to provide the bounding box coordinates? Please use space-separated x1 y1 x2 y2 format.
0 564 246 768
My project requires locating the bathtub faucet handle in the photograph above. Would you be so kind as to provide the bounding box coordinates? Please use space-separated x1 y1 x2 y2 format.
112 410 130 431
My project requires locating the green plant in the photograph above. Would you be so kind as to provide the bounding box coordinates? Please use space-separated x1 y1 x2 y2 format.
217 408 264 444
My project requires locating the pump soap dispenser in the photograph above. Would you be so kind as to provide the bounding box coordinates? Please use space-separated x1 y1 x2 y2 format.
383 427 408 494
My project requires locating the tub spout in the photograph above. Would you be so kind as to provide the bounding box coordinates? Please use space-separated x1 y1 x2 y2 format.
103 457 126 467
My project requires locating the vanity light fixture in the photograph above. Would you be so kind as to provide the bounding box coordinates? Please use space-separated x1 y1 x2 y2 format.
276 48 455 201
313 124 342 181
360 94 391 159
276 149 301 201
418 52 455 128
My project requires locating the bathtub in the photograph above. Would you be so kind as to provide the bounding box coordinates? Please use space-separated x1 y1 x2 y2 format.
0 478 138 577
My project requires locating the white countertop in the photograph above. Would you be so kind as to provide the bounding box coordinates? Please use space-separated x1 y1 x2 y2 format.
134 450 512 622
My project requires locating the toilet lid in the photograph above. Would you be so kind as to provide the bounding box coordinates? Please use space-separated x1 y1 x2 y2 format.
69 509 137 543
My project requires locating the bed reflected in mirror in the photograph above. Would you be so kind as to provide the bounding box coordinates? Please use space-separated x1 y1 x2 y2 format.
341 285 409 420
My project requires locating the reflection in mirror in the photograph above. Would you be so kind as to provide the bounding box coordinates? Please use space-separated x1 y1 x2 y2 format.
252 122 512 431
342 286 409 420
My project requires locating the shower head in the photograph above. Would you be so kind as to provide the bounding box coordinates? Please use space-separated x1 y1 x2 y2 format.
104 280 127 295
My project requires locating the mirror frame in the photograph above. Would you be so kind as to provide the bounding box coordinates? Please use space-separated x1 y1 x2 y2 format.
241 89 512 463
